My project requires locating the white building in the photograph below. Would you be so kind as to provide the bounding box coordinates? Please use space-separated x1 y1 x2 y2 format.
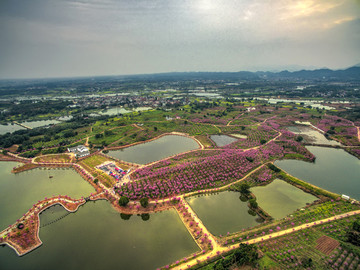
68 145 90 158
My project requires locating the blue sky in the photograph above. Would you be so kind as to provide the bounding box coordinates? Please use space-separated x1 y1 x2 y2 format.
0 0 359 79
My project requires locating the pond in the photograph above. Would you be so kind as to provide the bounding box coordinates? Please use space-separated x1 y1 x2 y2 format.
186 191 262 236
20 120 61 129
251 179 317 220
0 124 25 135
287 126 341 145
275 146 360 200
0 162 95 229
108 135 199 164
0 201 199 270
210 135 238 147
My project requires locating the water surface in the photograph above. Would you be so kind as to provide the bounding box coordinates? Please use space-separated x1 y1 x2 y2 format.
108 135 199 164
0 162 95 229
251 179 317 220
0 201 199 270
275 146 360 200
186 191 262 236
287 126 340 145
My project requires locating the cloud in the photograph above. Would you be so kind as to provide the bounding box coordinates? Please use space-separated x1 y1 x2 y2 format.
0 0 359 78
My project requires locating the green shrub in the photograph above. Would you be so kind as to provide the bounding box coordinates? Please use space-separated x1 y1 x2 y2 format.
119 196 129 207
140 197 149 208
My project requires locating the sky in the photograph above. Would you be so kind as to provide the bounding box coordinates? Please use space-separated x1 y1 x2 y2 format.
0 0 359 79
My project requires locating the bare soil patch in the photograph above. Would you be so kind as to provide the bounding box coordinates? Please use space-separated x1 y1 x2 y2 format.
315 235 339 255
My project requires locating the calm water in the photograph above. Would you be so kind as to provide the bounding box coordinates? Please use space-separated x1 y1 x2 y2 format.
210 135 237 147
0 162 95 229
0 201 199 270
275 146 360 200
108 135 199 164
287 126 341 145
21 120 61 128
251 179 317 220
186 191 262 236
0 124 25 135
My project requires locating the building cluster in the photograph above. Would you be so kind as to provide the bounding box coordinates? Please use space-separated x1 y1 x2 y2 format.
69 94 189 110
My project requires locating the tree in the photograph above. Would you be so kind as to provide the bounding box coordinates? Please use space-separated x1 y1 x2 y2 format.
119 196 129 207
233 243 259 266
246 156 254 162
95 133 103 139
239 183 250 195
268 164 281 173
295 135 303 142
120 213 132 220
141 213 150 221
140 197 149 208
301 257 313 268
249 198 258 209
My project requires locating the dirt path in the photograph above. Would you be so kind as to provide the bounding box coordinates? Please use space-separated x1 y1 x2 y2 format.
226 113 245 126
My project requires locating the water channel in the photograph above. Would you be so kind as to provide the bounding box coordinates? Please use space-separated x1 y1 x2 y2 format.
108 135 199 164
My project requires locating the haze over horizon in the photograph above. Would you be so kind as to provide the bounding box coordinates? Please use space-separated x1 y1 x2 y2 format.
0 0 359 79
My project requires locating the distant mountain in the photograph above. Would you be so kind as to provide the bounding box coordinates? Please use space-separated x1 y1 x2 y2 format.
127 66 360 82
1 66 359 87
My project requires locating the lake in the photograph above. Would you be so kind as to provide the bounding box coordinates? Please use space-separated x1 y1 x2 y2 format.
210 135 238 147
0 201 199 270
186 191 262 236
251 179 317 220
275 146 360 200
287 126 341 145
108 135 199 164
0 162 95 229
